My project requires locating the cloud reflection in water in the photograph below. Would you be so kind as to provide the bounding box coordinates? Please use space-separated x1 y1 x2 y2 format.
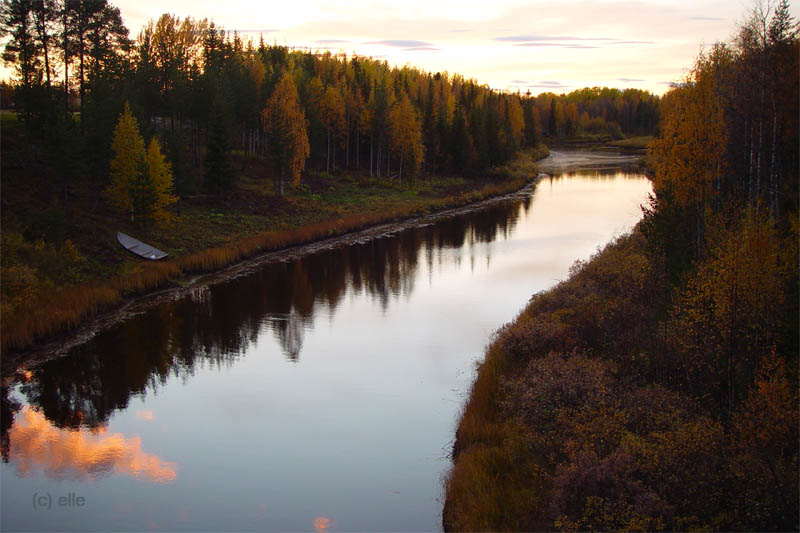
8 406 176 483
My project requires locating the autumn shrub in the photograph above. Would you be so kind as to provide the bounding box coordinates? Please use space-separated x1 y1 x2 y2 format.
551 448 672 532
445 218 799 531
444 423 552 532
668 210 793 414
501 351 613 430
730 350 799 531
493 314 574 362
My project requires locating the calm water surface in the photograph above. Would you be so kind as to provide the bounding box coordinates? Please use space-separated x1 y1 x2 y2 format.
1 150 651 531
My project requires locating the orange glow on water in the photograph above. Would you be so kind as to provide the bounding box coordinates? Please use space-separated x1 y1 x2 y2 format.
8 406 176 483
135 410 155 421
313 516 331 531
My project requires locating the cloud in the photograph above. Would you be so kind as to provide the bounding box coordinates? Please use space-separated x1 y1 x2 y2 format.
226 29 278 33
527 84 571 89
609 41 655 45
515 43 598 48
449 29 471 33
404 46 440 51
495 34 614 42
509 79 529 84
690 16 724 21
364 39 433 47
527 80 571 89
316 39 349 44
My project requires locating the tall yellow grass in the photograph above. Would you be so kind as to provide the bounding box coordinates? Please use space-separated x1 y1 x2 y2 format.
2 176 532 354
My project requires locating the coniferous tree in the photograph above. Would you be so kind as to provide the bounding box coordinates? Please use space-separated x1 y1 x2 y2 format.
204 104 235 195
263 71 309 195
107 102 146 219
143 137 177 221
106 103 176 222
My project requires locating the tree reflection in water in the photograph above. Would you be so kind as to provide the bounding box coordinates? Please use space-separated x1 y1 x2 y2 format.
2 200 522 436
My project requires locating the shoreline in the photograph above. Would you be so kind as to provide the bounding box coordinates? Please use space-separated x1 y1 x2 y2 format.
2 171 547 376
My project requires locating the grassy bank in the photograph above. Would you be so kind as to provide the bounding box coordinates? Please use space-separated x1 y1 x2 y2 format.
604 135 653 150
444 216 798 531
1 142 549 355
544 134 653 152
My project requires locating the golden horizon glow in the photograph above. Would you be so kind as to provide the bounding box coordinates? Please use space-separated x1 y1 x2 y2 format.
1 2 796 95
111 0 799 96
8 406 177 483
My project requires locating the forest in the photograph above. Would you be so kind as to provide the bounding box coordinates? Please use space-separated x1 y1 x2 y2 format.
0 0 659 354
0 2 660 194
444 2 798 531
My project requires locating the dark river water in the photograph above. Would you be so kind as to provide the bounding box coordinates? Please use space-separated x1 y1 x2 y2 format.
1 150 651 532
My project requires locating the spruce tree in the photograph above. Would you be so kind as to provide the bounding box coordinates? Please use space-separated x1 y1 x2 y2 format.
107 102 146 220
204 105 235 196
107 103 176 223
144 138 177 222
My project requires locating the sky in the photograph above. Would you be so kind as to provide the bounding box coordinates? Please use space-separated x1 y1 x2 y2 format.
6 0 798 95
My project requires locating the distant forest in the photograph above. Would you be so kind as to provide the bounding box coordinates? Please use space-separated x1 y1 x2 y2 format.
1 1 658 202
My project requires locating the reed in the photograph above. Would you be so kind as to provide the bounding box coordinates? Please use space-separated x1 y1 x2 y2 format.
2 285 121 352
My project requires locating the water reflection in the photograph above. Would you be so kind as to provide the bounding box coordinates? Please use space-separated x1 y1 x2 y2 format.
314 516 332 531
7 406 176 482
1 160 652 531
1 200 522 437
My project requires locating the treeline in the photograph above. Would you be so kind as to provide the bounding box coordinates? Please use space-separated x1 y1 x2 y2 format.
531 87 659 140
1 2 564 211
445 2 798 531
648 0 798 253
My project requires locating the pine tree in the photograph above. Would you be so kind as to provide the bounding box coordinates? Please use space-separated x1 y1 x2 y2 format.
204 105 235 195
107 102 146 220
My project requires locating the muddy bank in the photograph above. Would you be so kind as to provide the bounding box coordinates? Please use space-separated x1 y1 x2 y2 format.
536 148 644 174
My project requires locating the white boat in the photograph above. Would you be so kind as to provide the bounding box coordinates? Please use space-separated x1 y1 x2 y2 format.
117 232 168 260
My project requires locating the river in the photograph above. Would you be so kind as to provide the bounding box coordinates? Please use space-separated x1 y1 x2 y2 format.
1 150 651 531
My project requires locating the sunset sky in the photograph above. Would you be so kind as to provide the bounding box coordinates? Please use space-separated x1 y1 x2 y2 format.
109 0 797 95
0 1 794 94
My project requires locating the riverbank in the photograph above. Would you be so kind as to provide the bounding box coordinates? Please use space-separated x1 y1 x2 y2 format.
1 144 549 358
443 216 798 530
544 134 653 153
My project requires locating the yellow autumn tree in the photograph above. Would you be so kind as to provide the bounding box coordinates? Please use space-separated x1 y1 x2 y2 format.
319 85 345 173
107 103 176 223
263 71 310 195
507 96 525 148
143 138 177 222
648 46 729 251
389 93 424 181
668 211 787 415
107 102 146 218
